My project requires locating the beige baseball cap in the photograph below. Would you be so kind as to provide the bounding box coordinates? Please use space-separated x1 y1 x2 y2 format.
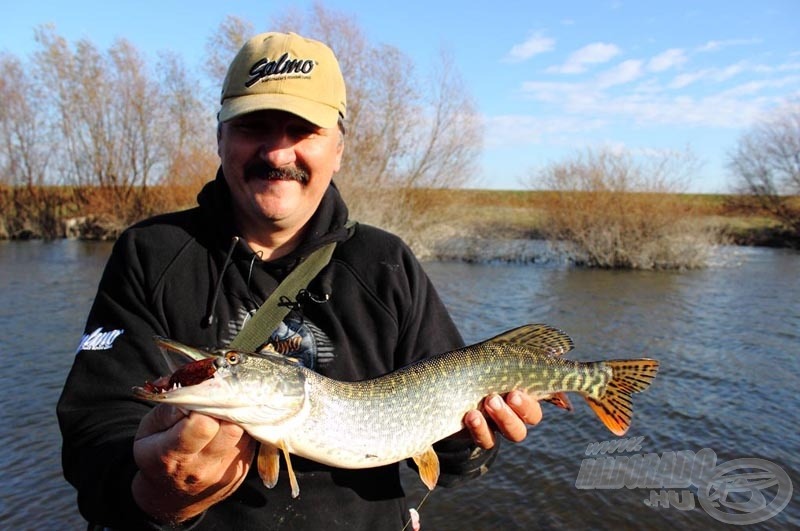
218 32 347 128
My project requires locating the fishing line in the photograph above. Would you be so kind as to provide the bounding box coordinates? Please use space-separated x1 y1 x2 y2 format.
400 489 433 531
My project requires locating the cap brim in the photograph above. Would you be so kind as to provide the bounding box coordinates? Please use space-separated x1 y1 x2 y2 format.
218 93 340 128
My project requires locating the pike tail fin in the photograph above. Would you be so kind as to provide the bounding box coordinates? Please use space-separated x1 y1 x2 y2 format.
585 359 659 436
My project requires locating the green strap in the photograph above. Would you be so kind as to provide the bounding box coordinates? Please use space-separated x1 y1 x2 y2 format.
228 241 337 352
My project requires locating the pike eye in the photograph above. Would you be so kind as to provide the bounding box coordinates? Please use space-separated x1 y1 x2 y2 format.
225 351 242 365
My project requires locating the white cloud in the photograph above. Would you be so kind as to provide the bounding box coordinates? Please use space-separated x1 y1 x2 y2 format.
484 114 607 147
511 38 800 147
596 59 645 88
696 38 761 53
670 71 706 89
549 42 621 73
716 75 800 98
668 61 748 89
648 48 687 72
520 80 587 102
504 32 555 63
518 69 797 130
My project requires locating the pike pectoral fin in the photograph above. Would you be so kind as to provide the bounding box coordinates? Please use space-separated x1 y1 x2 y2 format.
412 446 440 491
544 391 573 411
279 440 300 498
257 443 280 489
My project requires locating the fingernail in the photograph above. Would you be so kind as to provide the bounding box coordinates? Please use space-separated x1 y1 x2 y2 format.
509 392 523 407
488 395 503 410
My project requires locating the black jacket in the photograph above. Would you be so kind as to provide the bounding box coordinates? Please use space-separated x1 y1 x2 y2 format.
57 173 497 530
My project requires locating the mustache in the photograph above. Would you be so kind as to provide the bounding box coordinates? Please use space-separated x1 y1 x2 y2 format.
244 163 309 184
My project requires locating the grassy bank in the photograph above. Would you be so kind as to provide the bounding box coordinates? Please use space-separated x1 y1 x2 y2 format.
379 188 796 249
1 185 796 253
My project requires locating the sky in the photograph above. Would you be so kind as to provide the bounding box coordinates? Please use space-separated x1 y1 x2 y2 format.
2 0 798 193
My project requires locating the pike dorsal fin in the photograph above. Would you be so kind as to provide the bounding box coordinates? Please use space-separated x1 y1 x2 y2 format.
488 324 574 357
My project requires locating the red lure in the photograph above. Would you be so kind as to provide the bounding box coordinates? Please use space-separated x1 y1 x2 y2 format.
142 357 217 393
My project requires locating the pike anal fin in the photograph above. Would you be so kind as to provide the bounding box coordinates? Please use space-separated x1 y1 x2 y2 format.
412 446 440 490
544 391 573 411
257 443 280 489
586 359 659 436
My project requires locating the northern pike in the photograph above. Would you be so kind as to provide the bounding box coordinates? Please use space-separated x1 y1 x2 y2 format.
133 324 658 497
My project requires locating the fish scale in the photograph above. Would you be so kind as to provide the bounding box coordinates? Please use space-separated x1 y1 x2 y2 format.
134 323 659 496
294 343 615 467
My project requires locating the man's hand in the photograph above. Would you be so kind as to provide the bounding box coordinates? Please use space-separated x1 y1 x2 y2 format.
132 404 257 525
464 390 542 449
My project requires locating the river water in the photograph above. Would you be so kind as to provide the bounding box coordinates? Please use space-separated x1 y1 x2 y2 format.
0 240 798 530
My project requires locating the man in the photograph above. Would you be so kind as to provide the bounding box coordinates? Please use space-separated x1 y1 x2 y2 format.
58 32 542 529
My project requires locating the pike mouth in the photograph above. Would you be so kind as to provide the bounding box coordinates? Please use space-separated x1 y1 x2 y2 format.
142 357 219 394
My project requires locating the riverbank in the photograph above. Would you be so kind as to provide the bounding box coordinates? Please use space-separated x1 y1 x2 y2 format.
1 186 797 252
376 189 799 260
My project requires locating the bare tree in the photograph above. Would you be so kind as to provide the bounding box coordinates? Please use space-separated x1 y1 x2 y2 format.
33 26 187 222
728 101 800 235
204 16 254 91
157 51 218 190
266 3 482 235
0 52 65 238
109 40 162 190
401 50 481 190
0 52 51 187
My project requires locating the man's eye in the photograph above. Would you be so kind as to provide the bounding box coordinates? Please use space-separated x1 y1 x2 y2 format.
236 122 262 132
287 124 317 138
230 122 254 134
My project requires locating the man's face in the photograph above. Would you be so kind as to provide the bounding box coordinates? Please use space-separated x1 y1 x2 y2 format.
217 109 344 235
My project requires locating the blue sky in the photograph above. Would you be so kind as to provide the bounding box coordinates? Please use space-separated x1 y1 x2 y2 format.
2 1 798 192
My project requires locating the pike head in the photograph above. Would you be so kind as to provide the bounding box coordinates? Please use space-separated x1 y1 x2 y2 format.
133 337 308 426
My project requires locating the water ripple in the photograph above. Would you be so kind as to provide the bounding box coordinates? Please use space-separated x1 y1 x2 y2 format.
423 246 800 529
1 241 798 529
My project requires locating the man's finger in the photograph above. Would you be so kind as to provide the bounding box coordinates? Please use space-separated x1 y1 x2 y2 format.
202 420 250 456
483 393 528 443
506 390 543 425
136 404 186 440
464 409 496 449
171 412 224 455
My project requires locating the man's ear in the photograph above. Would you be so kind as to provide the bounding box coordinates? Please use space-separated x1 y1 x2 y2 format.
333 137 344 173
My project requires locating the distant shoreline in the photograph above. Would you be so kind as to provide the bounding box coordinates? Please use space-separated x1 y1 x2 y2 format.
1 186 797 250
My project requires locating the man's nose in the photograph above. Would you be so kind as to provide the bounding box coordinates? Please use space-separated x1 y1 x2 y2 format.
259 132 297 167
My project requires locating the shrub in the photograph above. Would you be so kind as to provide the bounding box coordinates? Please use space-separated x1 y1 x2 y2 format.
529 148 722 269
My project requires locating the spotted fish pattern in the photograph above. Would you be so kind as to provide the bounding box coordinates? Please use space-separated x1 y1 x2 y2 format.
136 324 659 497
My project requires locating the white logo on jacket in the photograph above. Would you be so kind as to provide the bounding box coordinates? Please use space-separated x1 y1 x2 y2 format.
76 327 124 353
